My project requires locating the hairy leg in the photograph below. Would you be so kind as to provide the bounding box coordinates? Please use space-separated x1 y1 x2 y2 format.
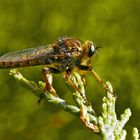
64 69 83 95
38 67 61 103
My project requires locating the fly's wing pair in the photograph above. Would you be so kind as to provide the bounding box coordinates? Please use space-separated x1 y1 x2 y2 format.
0 45 56 68
0 45 52 62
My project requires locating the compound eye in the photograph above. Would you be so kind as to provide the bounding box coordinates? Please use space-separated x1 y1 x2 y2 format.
88 44 95 57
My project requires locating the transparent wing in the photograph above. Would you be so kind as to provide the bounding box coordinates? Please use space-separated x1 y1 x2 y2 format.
0 45 53 62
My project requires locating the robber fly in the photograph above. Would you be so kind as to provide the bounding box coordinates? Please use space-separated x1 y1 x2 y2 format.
0 37 109 96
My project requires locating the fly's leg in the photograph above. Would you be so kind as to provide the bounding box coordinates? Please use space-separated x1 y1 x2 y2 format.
78 65 92 71
38 67 60 103
78 65 113 94
80 105 99 132
42 67 59 96
91 68 112 94
78 65 91 86
64 66 91 97
64 69 82 95
64 69 91 105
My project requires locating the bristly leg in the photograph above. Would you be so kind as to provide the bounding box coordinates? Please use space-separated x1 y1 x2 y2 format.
42 67 58 96
80 105 99 132
64 69 83 95
38 67 59 103
78 65 92 86
64 69 91 106
91 68 115 96
78 65 115 96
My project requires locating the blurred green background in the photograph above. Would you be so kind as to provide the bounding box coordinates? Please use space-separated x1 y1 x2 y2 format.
0 0 139 139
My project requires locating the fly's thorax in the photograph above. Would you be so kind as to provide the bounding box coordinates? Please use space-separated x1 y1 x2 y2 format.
56 37 83 54
50 38 84 66
57 37 82 48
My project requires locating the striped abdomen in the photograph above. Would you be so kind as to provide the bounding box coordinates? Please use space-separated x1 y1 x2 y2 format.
0 58 47 69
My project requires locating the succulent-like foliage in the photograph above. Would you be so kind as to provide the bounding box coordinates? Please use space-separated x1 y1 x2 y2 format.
10 69 139 140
